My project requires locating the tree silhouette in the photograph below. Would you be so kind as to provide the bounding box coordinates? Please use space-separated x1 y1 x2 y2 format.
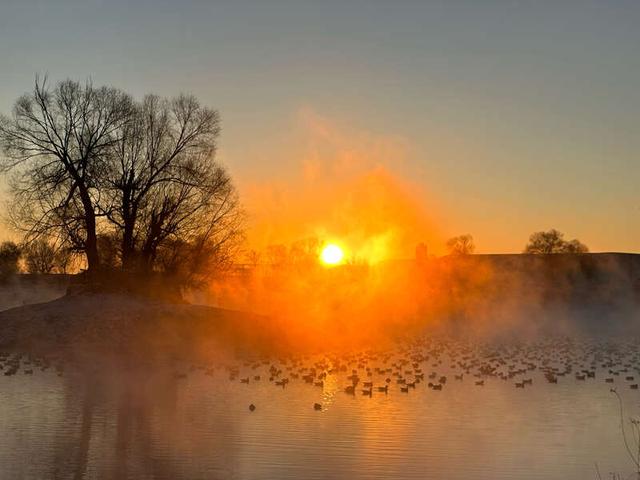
0 77 133 273
446 235 475 255
0 77 243 287
22 239 57 273
102 94 235 273
524 229 588 254
0 241 21 279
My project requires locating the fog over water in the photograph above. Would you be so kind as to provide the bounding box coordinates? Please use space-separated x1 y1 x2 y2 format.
1 253 639 480
1 337 639 480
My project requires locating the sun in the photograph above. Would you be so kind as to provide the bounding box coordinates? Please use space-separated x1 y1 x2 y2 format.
320 244 344 266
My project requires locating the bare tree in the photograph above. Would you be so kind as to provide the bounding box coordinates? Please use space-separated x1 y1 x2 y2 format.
21 237 77 274
96 233 120 270
155 226 242 288
0 77 133 274
0 241 21 280
288 238 321 268
564 238 589 254
53 247 75 274
524 229 588 254
265 244 288 267
136 158 242 274
245 249 261 268
22 239 56 273
101 94 237 276
446 234 475 255
1 78 243 290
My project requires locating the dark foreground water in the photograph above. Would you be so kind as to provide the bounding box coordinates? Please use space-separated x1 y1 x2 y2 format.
1 339 639 480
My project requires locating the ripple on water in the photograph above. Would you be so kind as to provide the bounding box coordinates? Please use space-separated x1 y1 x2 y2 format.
0 339 638 480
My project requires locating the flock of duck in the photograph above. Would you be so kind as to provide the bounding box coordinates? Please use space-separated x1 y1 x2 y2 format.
0 352 64 377
213 337 640 411
2 336 639 413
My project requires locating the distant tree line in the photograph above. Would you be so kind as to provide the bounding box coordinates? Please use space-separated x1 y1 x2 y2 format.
244 238 327 270
0 239 74 280
0 77 243 288
443 229 588 256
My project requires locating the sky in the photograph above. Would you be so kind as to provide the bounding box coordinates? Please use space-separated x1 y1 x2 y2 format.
0 0 638 254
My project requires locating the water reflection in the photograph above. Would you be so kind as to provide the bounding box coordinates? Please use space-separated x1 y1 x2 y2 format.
1 339 639 480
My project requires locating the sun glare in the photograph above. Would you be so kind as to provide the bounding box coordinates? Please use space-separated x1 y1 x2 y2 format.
320 244 344 266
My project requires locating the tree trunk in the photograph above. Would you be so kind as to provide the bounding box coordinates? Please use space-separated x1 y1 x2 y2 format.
140 242 156 273
120 188 140 271
121 211 135 270
78 186 100 274
121 225 135 270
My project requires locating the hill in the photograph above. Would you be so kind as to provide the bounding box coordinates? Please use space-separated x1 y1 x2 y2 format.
0 293 275 362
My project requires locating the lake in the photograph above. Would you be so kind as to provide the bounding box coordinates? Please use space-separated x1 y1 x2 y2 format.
1 338 638 480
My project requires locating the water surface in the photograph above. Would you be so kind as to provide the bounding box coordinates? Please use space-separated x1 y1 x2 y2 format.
1 341 638 480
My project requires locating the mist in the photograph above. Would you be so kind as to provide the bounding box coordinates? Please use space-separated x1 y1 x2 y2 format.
184 111 640 350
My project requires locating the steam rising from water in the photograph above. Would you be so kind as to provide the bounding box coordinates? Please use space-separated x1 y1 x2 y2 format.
199 110 640 348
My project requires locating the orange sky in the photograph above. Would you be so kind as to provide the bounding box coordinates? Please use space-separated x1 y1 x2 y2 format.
230 107 637 257
235 108 444 260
